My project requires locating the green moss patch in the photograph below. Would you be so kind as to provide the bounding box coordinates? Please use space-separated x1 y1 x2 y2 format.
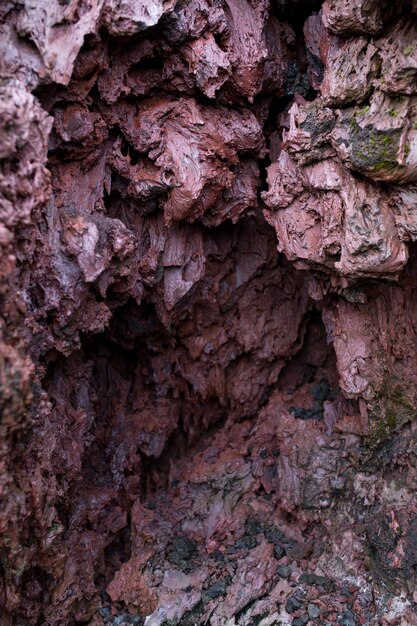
367 380 417 445
349 121 401 174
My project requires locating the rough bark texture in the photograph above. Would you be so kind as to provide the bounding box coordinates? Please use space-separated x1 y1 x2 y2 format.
2 1 417 625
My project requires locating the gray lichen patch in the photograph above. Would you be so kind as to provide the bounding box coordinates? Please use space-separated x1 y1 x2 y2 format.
285 102 337 165
299 104 336 145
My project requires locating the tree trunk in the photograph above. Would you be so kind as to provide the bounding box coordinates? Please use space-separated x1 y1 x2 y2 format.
1 1 417 624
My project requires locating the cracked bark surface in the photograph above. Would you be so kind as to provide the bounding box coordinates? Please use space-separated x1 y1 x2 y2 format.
2 0 417 624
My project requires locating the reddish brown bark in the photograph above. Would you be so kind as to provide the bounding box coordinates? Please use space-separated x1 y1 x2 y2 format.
1 1 417 624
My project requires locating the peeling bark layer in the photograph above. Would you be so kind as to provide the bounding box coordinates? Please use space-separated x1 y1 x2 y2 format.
2 1 417 625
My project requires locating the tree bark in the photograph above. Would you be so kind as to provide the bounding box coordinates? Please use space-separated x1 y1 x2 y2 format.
1 1 417 624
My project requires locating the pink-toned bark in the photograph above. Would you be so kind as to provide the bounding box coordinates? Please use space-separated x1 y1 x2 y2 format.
1 1 417 624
